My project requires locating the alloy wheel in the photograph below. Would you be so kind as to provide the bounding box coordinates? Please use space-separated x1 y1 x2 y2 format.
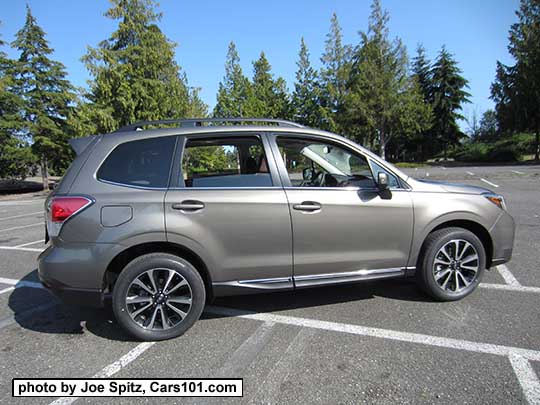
432 239 479 293
125 268 193 330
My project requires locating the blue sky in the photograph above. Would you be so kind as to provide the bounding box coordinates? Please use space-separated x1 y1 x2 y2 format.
2 0 519 128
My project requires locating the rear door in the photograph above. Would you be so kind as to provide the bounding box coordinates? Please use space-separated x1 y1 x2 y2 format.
269 134 414 286
164 133 293 292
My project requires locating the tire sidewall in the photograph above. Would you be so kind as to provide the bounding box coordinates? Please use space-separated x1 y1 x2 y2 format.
422 229 486 301
112 254 205 341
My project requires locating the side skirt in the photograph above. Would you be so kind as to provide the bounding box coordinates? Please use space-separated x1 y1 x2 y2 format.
212 267 412 297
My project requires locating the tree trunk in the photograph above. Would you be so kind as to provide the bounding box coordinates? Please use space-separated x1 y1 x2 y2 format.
535 131 539 163
379 142 386 160
41 157 49 192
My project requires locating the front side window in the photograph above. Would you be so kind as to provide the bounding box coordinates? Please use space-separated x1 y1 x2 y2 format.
370 160 400 188
97 136 176 188
276 137 375 188
181 136 272 188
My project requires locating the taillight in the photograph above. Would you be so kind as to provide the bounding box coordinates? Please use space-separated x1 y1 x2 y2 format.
50 197 92 223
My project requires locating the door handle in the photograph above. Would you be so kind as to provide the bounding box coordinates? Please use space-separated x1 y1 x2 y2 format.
171 200 205 211
293 201 321 212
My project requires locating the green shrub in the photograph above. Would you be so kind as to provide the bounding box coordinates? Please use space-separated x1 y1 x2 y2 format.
452 143 489 162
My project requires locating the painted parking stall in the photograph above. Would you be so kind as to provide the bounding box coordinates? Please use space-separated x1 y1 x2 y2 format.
0 166 539 404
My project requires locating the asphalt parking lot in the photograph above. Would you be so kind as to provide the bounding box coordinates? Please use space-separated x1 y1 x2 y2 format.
0 164 539 404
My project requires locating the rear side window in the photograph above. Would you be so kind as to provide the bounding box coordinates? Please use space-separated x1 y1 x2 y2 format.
181 136 272 188
97 136 176 188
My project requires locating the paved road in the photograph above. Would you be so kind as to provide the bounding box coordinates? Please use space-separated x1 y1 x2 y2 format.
0 165 538 404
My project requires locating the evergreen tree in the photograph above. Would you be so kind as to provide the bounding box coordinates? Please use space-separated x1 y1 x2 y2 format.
292 38 324 127
430 46 471 158
491 0 540 161
213 41 252 118
12 6 75 189
412 44 432 103
410 44 435 160
80 0 203 133
344 0 431 159
250 52 290 118
320 13 350 131
0 30 35 179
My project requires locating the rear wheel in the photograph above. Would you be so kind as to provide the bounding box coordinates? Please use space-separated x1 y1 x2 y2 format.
112 253 205 341
417 227 486 301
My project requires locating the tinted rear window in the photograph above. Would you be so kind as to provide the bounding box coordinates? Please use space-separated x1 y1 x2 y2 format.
97 136 176 188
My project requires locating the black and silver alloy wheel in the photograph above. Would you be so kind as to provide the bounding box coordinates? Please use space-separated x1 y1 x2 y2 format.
432 239 479 293
113 253 206 341
126 268 193 330
417 227 486 301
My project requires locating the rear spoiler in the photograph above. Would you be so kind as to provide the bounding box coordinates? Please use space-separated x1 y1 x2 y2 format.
69 136 95 155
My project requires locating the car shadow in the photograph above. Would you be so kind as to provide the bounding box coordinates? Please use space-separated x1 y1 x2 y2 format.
8 269 433 342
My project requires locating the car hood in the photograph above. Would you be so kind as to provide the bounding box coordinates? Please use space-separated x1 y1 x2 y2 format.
411 179 491 195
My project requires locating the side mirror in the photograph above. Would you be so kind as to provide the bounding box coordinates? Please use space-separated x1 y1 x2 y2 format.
377 172 389 190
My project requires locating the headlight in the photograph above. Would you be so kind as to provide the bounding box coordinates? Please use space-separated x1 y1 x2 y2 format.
483 193 507 210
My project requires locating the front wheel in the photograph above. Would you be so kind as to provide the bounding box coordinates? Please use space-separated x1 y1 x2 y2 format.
112 253 206 341
417 227 486 301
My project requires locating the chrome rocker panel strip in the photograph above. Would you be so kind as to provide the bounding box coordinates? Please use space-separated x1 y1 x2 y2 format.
212 267 409 297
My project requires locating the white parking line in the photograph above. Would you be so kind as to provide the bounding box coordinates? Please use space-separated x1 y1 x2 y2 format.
467 171 475 176
497 264 521 286
0 211 42 221
207 306 540 361
480 178 499 188
0 277 44 289
49 342 156 405
511 170 525 175
480 283 540 294
0 286 14 295
0 222 43 233
216 321 275 376
0 246 44 253
509 354 540 404
14 240 44 248
0 200 44 206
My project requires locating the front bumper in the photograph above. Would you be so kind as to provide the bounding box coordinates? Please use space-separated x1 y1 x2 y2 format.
489 210 515 267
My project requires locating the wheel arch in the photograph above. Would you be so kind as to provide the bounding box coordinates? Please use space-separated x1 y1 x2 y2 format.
417 220 493 269
104 241 213 300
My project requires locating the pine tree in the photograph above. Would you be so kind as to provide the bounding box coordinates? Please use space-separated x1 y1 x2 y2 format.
430 46 470 158
80 0 204 133
213 42 252 118
412 44 432 103
411 44 435 160
250 52 290 118
292 38 324 127
491 0 540 161
0 30 35 179
320 13 350 131
12 6 75 189
344 0 431 159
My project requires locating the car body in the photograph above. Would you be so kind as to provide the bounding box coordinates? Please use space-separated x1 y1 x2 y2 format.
38 119 515 340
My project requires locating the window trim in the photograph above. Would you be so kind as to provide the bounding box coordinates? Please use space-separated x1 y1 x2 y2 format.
95 135 178 190
269 132 409 192
171 132 282 190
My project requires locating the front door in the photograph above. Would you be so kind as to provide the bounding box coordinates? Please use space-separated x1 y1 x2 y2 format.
165 133 293 292
271 135 414 285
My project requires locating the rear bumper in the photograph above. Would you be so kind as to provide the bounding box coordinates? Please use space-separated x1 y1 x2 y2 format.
39 273 104 307
37 242 121 308
489 211 515 267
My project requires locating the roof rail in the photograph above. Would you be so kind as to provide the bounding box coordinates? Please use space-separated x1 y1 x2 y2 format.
115 118 304 132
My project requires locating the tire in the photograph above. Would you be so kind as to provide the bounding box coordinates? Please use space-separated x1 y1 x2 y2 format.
112 253 206 341
416 227 486 301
